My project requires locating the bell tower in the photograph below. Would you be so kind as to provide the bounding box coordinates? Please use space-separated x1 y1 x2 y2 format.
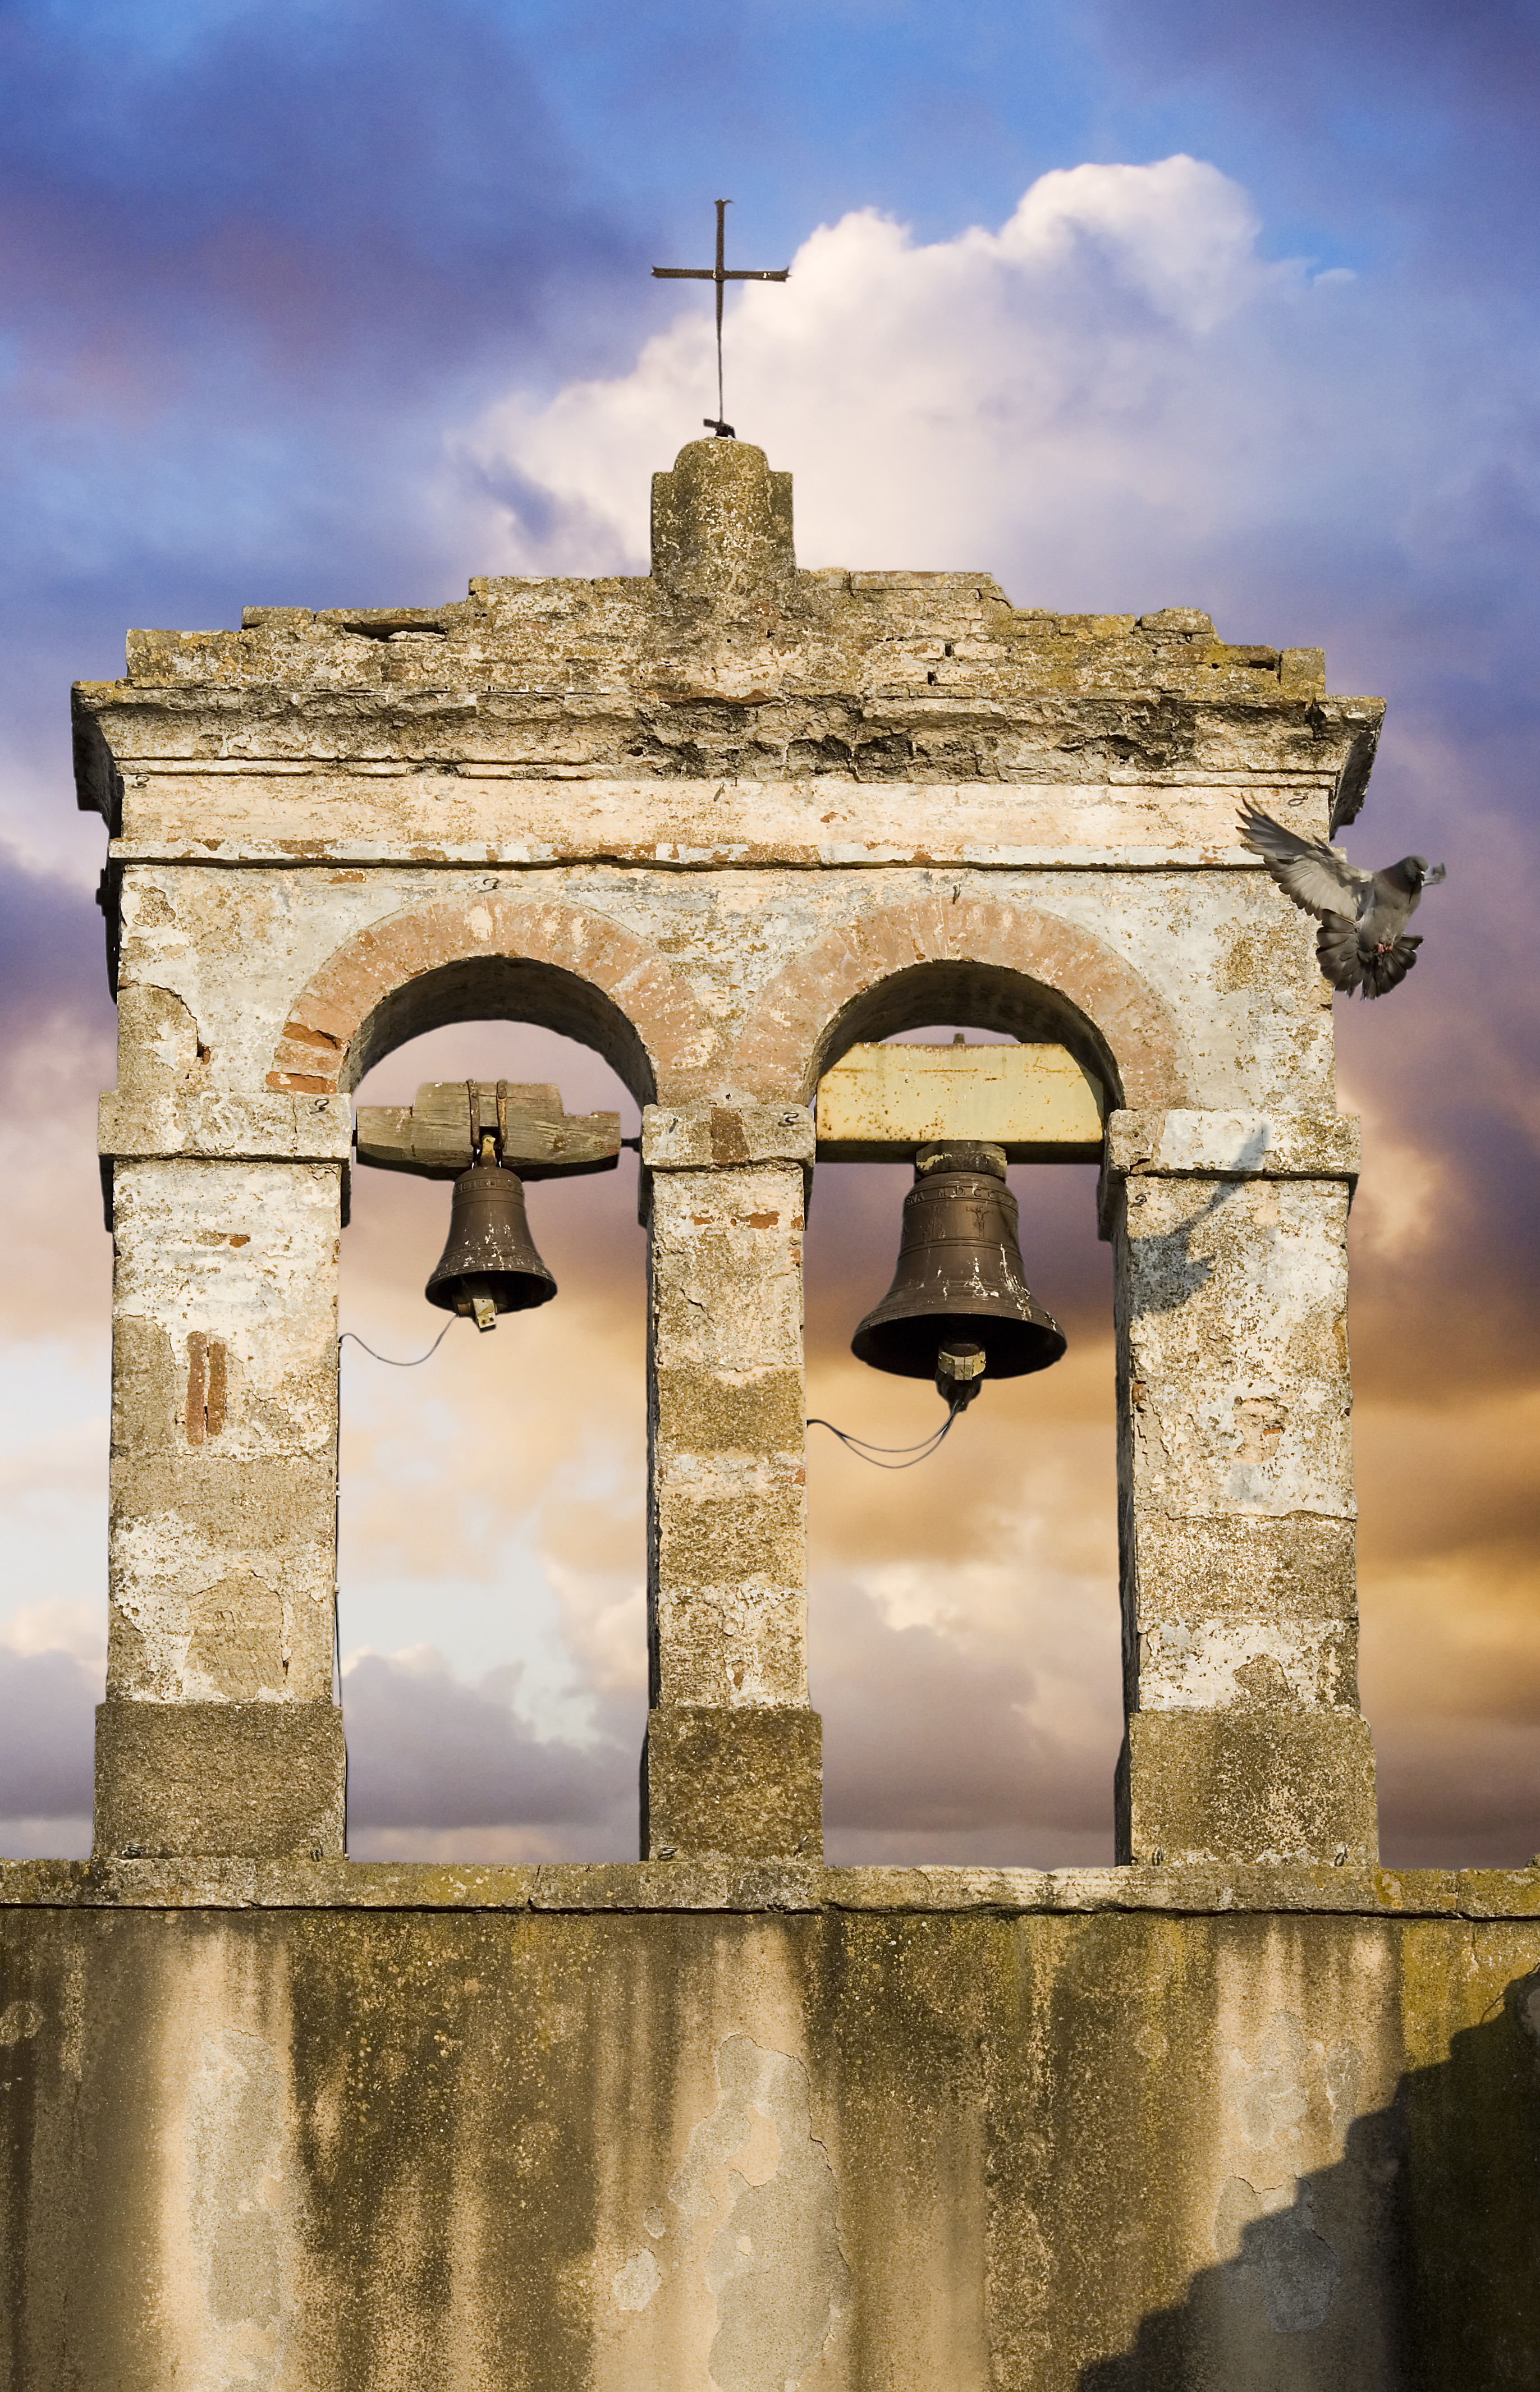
79 433 1380 1869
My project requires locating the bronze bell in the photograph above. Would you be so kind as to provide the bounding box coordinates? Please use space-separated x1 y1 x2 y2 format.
425 1146 557 1333
851 1140 1066 1401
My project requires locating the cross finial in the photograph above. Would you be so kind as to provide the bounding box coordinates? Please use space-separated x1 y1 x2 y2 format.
652 200 790 438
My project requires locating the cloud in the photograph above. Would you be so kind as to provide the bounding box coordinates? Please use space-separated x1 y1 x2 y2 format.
0 0 644 402
1088 0 1540 290
342 1649 634 1844
0 1648 97 1821
460 156 1365 594
0 851 113 1049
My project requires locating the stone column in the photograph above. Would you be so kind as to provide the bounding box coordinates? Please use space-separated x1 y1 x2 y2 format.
1101 1109 1378 1867
94 1090 352 1858
640 1100 821 1861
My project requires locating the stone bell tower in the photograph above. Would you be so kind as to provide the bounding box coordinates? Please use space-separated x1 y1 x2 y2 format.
80 432 1379 1870
6 432 1524 2392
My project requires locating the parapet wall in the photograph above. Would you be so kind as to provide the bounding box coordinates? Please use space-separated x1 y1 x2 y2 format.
2 1862 1537 2390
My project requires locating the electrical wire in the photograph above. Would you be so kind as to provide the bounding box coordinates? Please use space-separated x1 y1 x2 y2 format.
338 1318 962 1464
338 1320 456 1368
805 1402 964 1469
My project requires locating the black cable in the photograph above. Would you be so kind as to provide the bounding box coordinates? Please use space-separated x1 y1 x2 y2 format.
806 1402 964 1469
338 1320 456 1368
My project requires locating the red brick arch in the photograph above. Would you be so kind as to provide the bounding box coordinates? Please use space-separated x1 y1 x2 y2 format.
728 893 1191 1106
266 893 723 1103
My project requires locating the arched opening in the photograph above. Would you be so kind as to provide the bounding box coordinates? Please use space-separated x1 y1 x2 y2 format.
337 1003 647 1863
809 958 1126 1111
338 953 659 1110
804 979 1122 1869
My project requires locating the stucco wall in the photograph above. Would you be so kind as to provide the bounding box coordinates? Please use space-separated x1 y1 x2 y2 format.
1 1863 1536 2391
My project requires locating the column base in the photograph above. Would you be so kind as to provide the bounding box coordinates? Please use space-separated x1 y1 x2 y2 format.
642 1705 822 1861
1116 1708 1378 1867
94 1700 347 1860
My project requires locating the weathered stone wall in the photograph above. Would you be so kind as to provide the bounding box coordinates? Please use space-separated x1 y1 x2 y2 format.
2 1864 1537 2391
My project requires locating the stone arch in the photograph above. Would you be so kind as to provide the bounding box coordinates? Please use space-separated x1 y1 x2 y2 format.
727 893 1192 1106
266 893 723 1105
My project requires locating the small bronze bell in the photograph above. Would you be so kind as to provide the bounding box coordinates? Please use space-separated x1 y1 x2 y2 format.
425 1144 556 1333
851 1140 1065 1400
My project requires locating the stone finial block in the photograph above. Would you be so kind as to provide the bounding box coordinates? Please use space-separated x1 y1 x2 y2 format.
642 1101 815 1170
643 1705 822 1860
650 440 795 595
94 1699 347 1858
1116 1707 1378 1866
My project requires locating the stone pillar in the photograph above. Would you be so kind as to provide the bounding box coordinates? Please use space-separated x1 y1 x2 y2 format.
94 1090 351 1858
640 1100 821 1861
1101 1109 1378 1867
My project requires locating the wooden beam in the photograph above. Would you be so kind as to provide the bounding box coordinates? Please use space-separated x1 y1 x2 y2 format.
355 1081 622 1180
815 1042 1106 1163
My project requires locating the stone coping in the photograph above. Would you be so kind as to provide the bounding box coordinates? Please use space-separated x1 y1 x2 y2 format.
1 1859 1536 1919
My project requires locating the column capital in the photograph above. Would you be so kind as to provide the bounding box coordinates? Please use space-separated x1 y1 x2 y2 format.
1099 1108 1359 1237
100 1087 354 1162
641 1100 814 1171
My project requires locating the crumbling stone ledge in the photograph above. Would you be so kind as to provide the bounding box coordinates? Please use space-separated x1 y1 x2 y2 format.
0 1857 1534 1918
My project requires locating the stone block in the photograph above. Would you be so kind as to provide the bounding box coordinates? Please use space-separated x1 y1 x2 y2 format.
643 1705 823 1859
642 1101 814 1170
1117 1706 1378 1866
94 1699 347 1858
1117 1175 1353 1517
1128 1509 1357 1625
1101 1105 1360 1235
650 1365 805 1455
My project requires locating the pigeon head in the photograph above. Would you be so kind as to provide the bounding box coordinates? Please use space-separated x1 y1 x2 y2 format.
1391 855 1446 891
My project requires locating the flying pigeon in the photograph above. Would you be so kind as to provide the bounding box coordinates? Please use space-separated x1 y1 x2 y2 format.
1237 804 1446 999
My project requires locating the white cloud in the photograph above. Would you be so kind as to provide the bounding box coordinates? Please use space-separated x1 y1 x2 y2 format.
454 154 1389 616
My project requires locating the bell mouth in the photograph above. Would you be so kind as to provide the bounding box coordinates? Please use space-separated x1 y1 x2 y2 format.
851 1307 1065 1381
424 1270 557 1319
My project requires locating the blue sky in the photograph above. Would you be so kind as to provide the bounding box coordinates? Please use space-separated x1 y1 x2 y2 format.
1 0 1536 1863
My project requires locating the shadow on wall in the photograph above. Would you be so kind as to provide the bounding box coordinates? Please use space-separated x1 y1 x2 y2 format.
1077 1968 1540 2391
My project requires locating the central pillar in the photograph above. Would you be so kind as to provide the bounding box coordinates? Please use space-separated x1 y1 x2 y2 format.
640 1100 821 1861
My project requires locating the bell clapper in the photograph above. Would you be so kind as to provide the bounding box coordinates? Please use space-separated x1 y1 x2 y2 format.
936 1339 986 1410
456 1276 499 1334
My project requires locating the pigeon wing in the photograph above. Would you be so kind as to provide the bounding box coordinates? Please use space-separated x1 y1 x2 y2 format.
1238 805 1373 923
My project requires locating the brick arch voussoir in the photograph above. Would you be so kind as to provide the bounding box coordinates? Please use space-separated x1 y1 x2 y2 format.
267 895 722 1099
728 895 1191 1107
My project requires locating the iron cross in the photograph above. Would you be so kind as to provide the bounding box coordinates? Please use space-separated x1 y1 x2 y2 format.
652 199 789 438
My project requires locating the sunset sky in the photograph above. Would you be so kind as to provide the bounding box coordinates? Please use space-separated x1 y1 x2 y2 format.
1 0 1536 1867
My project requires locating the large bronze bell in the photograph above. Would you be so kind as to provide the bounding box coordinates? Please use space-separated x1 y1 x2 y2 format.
425 1146 556 1332
851 1140 1065 1402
